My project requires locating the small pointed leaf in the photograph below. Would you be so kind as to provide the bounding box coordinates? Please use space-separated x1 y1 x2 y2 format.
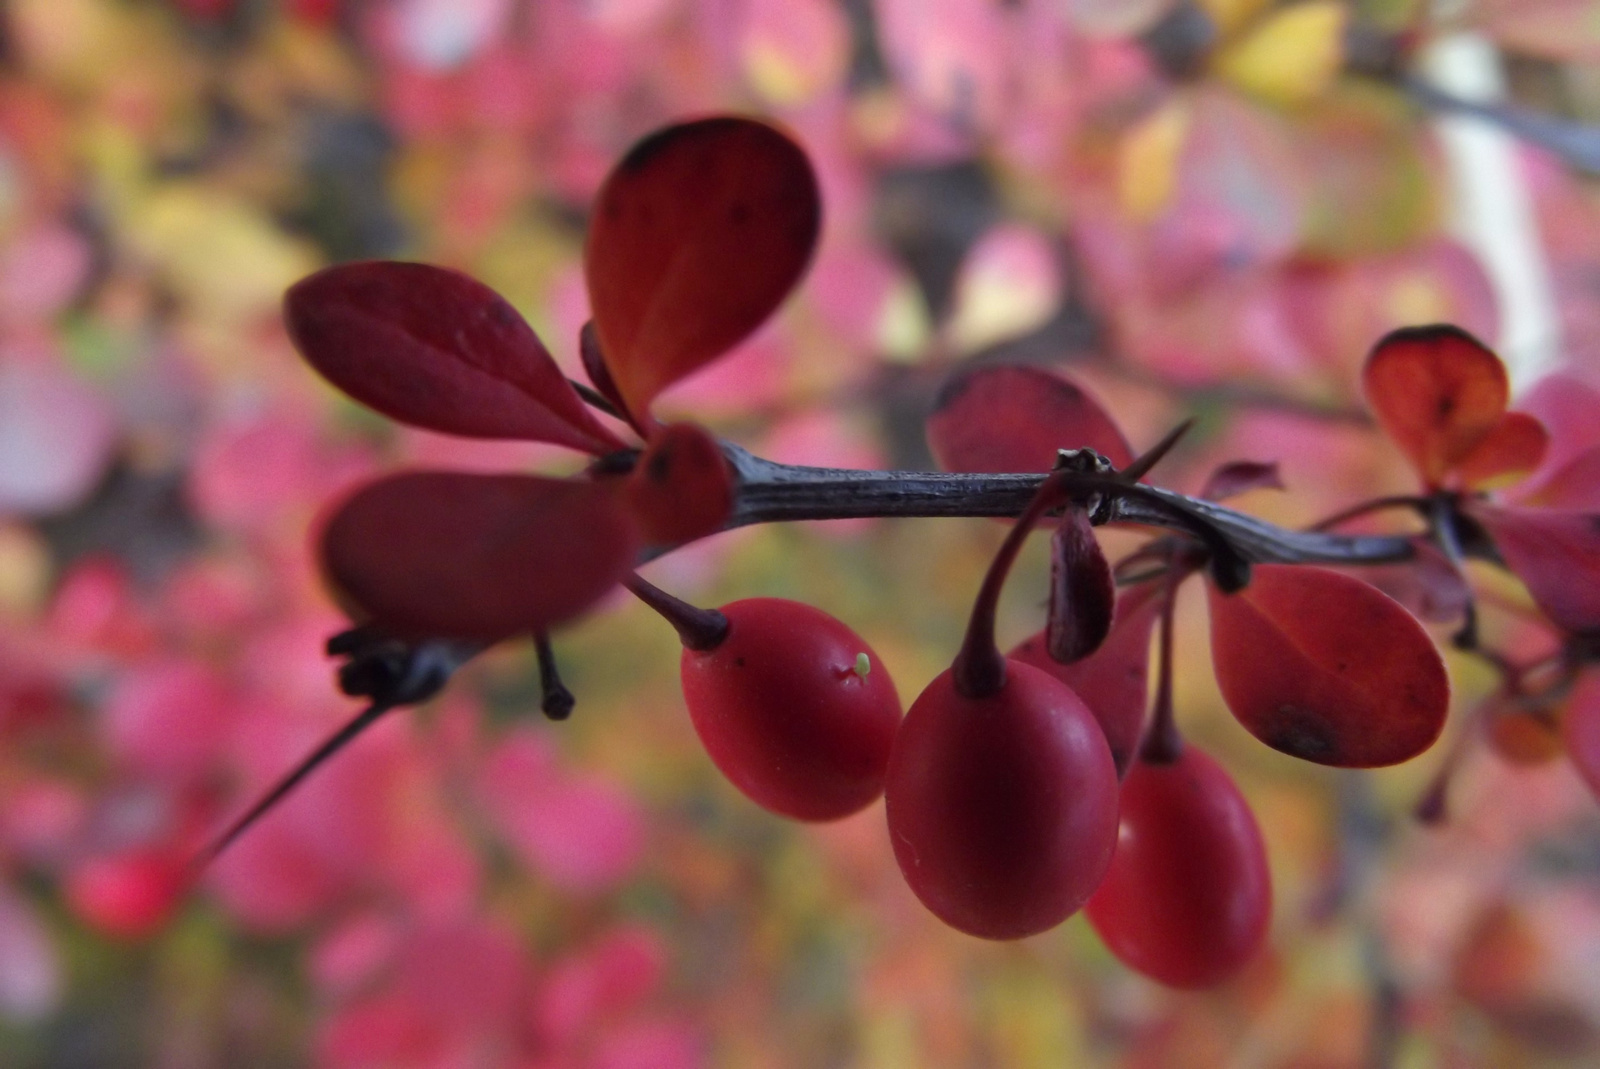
321 473 639 641
1475 505 1600 634
584 117 820 417
1046 506 1114 663
1207 564 1449 767
1362 324 1509 488
287 262 627 453
1199 460 1283 502
927 365 1133 475
623 422 734 546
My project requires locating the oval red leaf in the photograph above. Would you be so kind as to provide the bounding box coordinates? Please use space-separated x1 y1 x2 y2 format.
321 472 639 641
584 117 820 417
623 422 734 546
287 262 627 454
926 365 1133 474
1362 324 1509 488
1474 504 1600 634
1206 564 1449 767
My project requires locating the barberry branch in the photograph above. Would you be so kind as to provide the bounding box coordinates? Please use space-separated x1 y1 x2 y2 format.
714 442 1418 570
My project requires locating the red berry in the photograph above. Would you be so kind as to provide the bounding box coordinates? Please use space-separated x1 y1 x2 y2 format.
884 660 1119 940
1086 746 1271 988
679 598 902 821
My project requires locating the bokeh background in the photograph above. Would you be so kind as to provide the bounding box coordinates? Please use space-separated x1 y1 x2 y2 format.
1 0 1600 1065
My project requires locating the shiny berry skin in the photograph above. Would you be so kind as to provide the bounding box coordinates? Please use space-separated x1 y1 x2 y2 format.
884 660 1119 940
679 598 902 821
1086 746 1271 988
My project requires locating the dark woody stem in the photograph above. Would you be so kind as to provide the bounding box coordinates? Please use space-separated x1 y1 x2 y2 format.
711 443 1418 571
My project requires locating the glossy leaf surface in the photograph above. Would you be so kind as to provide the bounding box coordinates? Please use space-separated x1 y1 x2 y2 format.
321 473 638 641
884 661 1119 940
1086 746 1271 989
681 599 902 822
623 422 734 546
1045 507 1114 664
1362 325 1509 487
1011 581 1163 776
926 365 1133 474
584 117 820 416
1475 505 1600 633
1207 565 1449 767
286 262 626 453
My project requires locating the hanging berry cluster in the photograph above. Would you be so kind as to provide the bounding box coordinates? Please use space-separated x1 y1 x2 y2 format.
202 116 1600 993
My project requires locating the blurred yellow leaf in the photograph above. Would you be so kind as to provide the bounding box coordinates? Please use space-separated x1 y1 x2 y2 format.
1118 98 1190 221
0 524 49 618
1197 0 1275 37
125 184 320 322
1214 1 1348 108
945 224 1062 355
877 277 933 363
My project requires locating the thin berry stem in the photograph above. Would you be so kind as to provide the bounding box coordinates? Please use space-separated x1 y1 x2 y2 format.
952 472 1071 699
1139 566 1185 765
623 573 730 651
534 631 576 720
193 701 395 870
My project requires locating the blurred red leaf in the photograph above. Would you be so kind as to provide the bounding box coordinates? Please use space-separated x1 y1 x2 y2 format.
1010 580 1162 776
1046 507 1114 663
321 473 638 641
584 117 819 417
1207 565 1449 767
1523 445 1600 510
1199 460 1284 501
1353 537 1473 624
926 365 1133 474
623 422 733 546
1454 412 1550 490
1362 325 1509 488
1474 505 1600 634
286 262 626 453
65 849 186 941
1562 671 1600 802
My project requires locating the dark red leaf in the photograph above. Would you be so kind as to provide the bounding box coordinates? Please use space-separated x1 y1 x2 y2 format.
1474 505 1600 633
1199 460 1284 501
926 365 1133 474
1046 506 1114 663
286 262 627 454
579 320 637 432
1206 564 1449 767
623 422 734 546
1453 412 1549 490
1362 324 1508 488
584 117 820 417
321 472 639 641
1010 580 1162 777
